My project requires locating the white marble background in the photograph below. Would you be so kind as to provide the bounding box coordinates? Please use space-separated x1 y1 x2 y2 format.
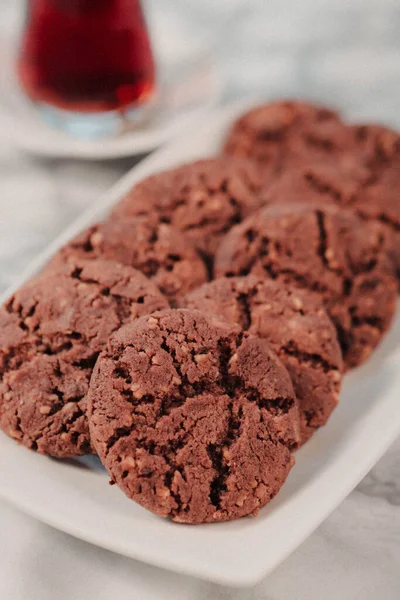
0 1 399 598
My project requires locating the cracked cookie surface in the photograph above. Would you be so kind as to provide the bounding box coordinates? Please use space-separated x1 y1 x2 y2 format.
48 215 208 305
350 123 400 172
354 168 400 282
214 204 397 369
260 157 400 283
0 258 168 457
87 308 299 523
111 158 263 262
350 125 400 282
183 276 343 444
261 160 371 209
223 100 354 180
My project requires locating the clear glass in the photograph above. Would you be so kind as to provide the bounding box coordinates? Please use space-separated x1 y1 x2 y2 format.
17 0 156 138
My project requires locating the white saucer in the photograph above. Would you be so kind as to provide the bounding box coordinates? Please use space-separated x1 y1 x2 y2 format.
0 28 222 160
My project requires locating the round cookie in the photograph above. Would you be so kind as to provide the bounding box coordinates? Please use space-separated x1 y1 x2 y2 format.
0 258 168 457
261 160 371 208
88 308 300 523
352 169 400 281
349 124 400 279
260 157 400 283
223 100 354 179
48 215 208 305
351 123 400 172
214 203 397 369
183 276 343 444
111 158 263 262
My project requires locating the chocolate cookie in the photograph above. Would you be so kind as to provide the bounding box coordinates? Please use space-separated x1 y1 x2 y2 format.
49 215 208 305
111 158 263 262
223 100 354 179
88 308 300 523
352 169 400 281
261 157 400 282
214 204 397 369
349 125 400 276
0 259 168 457
183 276 343 444
261 160 371 208
351 123 400 173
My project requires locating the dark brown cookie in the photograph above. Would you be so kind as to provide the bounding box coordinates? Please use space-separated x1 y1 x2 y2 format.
350 124 400 282
0 258 168 457
48 215 208 305
352 170 400 281
214 203 397 369
111 158 263 262
351 123 400 172
223 100 354 179
261 160 371 208
260 157 400 282
88 308 300 523
183 276 343 444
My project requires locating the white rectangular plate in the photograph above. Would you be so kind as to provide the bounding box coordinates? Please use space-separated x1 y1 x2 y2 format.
0 99 399 588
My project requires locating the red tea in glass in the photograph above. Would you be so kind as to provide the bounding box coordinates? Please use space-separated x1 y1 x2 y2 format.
18 0 156 136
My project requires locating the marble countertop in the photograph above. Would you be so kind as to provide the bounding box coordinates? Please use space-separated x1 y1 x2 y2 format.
0 1 399 598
